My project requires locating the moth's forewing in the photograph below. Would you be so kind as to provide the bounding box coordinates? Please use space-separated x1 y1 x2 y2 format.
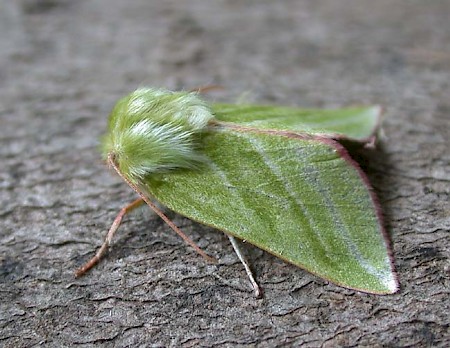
212 104 381 142
142 126 398 294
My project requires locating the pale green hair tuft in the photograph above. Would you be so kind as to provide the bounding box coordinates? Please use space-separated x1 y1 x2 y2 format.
102 88 215 182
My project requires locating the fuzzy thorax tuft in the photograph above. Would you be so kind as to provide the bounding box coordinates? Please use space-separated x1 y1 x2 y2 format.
102 88 215 181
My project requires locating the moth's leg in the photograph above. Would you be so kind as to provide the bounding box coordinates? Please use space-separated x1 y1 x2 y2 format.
107 153 217 264
102 153 217 263
75 198 144 277
141 198 217 264
228 235 263 298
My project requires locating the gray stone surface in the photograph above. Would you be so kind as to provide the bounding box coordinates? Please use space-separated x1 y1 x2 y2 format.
1 1 448 346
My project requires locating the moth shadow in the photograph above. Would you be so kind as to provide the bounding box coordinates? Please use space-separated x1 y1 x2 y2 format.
342 140 396 234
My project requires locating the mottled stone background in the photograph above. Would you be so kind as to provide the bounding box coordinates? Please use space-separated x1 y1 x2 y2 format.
1 1 448 346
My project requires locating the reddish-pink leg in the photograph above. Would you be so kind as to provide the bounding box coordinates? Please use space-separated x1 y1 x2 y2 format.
75 198 144 277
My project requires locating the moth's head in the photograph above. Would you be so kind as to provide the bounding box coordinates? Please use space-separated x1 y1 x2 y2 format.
102 88 215 182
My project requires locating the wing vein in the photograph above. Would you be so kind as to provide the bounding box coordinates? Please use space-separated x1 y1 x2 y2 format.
239 133 327 268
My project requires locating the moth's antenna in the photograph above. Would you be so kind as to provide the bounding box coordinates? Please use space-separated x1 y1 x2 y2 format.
189 85 223 94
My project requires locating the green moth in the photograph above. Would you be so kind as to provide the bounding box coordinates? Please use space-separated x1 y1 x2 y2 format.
76 87 398 296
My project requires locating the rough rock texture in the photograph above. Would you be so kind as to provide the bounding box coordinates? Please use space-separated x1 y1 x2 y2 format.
1 1 448 347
